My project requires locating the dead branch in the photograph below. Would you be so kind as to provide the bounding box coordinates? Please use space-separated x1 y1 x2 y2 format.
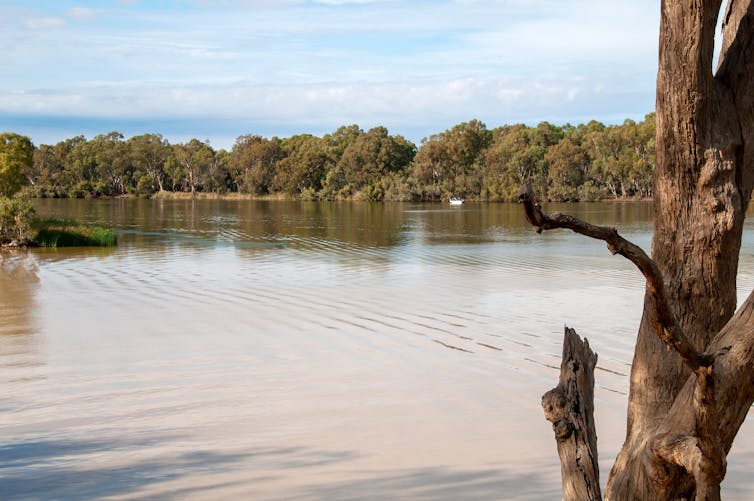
518 183 709 371
519 185 731 498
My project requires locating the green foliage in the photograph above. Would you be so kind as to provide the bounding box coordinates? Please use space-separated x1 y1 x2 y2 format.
171 139 215 195
13 113 657 203
128 133 170 195
32 219 117 247
546 137 587 201
326 126 416 199
32 216 78 228
482 122 563 202
274 134 329 195
412 119 490 200
0 197 35 243
229 135 282 194
0 133 34 197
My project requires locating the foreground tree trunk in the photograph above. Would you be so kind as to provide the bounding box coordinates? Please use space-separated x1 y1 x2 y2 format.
522 1 754 497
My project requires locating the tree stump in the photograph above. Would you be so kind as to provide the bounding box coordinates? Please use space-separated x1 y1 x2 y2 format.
542 327 600 501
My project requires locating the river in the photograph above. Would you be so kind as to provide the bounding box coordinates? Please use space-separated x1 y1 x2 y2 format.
2 199 754 499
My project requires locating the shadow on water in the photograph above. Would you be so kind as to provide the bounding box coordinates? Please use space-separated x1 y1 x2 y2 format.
286 466 555 501
0 437 362 501
0 438 248 501
0 434 556 500
0 253 41 364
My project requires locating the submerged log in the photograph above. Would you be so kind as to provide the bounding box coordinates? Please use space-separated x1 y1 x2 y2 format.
542 327 600 501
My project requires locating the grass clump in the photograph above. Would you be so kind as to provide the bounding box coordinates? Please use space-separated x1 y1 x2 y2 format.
32 218 117 248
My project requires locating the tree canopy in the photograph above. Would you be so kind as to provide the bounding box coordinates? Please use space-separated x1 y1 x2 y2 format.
0 132 34 197
7 114 656 202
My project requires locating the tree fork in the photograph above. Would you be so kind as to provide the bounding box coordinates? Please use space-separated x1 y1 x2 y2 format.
520 187 737 498
519 0 754 498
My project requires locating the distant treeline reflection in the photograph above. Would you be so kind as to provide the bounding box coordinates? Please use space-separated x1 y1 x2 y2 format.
21 114 655 202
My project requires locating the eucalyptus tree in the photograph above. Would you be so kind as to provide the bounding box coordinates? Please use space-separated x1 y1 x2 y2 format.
545 137 588 201
171 139 215 197
129 133 171 195
204 149 232 194
229 135 283 195
328 126 415 200
483 122 561 201
524 2 754 499
92 132 131 196
273 134 329 196
320 125 364 199
411 119 490 200
64 136 100 196
0 133 34 197
30 136 84 197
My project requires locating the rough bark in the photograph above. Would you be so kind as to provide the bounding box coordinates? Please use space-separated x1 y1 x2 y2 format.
525 1 754 497
520 189 731 498
607 0 754 498
541 327 600 501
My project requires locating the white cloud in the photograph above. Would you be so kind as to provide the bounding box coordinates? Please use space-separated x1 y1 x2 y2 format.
0 74 647 130
313 0 384 4
67 7 98 20
23 17 65 30
1 0 659 145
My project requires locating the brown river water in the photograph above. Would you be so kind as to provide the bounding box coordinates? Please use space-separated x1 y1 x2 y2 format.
3 199 754 500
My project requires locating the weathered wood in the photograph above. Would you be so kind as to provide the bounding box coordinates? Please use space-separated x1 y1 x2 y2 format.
647 292 754 499
521 187 732 499
541 327 600 501
651 362 728 501
607 0 754 497
519 183 711 372
521 0 754 498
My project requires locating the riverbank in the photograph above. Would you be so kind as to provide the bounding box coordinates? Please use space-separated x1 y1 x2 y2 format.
1 197 117 248
147 190 652 203
150 191 292 201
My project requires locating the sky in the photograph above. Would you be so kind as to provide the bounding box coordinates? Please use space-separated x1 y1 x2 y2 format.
0 0 661 149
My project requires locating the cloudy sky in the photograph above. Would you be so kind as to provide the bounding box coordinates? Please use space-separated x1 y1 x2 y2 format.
0 0 661 148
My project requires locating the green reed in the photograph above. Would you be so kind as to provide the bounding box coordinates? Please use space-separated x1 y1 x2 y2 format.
32 218 117 247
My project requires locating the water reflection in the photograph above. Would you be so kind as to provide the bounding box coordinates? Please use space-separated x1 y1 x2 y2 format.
0 253 40 361
8 199 754 500
32 198 656 252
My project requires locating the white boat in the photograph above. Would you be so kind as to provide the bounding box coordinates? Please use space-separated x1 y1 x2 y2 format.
449 197 465 206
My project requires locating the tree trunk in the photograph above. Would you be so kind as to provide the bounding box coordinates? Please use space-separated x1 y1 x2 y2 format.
606 1 754 498
526 2 754 497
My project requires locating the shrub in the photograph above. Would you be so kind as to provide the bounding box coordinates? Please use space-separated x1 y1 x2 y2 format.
0 197 35 244
31 217 117 247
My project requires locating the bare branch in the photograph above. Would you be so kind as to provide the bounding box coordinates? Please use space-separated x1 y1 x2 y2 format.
518 184 707 370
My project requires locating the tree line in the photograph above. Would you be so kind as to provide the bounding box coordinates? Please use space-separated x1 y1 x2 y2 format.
2 113 655 202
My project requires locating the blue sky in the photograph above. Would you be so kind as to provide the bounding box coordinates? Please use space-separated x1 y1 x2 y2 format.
0 0 660 149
